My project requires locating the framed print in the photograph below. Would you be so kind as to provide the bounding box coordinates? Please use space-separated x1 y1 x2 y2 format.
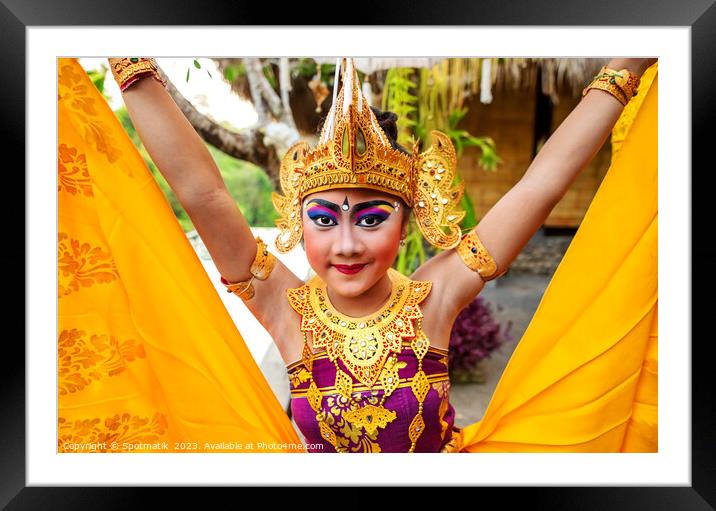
7 0 712 506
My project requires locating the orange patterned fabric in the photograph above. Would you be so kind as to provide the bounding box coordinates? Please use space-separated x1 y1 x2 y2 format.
57 58 302 453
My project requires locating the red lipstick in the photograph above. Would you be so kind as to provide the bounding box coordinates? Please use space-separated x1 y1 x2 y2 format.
333 264 367 274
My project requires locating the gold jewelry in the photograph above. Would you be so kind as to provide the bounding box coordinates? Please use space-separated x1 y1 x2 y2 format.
220 236 276 301
582 65 641 106
272 57 466 253
249 236 276 279
456 230 506 282
223 274 256 301
108 57 167 92
287 268 433 452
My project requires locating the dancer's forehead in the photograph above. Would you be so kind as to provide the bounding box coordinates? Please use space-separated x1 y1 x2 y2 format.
302 188 401 209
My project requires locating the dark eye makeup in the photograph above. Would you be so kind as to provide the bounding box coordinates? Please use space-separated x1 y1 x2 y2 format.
305 198 394 228
308 213 386 228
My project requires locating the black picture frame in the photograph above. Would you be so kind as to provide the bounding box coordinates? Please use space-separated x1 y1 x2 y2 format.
7 0 712 507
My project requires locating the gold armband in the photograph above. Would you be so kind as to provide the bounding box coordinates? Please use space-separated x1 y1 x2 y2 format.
582 65 641 106
220 236 277 301
456 230 507 282
108 57 167 92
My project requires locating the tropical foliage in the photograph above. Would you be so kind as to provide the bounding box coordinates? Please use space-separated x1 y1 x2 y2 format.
381 63 504 277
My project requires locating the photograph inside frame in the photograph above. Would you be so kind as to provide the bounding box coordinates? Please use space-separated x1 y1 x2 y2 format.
57 56 658 454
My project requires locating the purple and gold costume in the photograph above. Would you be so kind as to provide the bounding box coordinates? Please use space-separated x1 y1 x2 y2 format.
288 343 456 453
285 268 460 453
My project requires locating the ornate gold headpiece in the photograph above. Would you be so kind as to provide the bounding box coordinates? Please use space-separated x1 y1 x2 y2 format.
272 57 466 253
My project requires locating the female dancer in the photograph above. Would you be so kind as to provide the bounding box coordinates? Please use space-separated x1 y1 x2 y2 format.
66 56 656 453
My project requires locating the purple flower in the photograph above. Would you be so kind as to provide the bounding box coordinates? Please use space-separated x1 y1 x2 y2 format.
448 297 513 377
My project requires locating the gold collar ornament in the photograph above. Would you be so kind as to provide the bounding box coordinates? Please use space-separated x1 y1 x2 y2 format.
286 267 432 387
272 57 466 253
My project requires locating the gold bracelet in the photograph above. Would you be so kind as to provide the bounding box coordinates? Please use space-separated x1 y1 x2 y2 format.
108 57 167 92
582 65 641 106
220 236 277 301
583 80 628 105
222 274 257 301
455 230 506 282
250 236 277 280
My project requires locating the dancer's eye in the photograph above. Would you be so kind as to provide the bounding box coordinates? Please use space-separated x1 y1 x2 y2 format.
311 215 337 227
356 215 385 228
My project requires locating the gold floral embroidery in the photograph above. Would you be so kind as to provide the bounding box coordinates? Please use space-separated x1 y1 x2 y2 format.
58 143 93 197
439 429 462 453
431 380 450 399
325 393 382 453
58 232 119 298
58 328 145 396
58 412 168 452
58 59 124 166
343 403 397 436
432 380 451 441
288 367 312 387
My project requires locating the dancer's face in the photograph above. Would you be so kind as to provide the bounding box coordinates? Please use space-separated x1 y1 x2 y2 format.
302 188 409 299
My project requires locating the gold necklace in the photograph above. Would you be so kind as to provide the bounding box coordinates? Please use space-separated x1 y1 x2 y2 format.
287 268 434 452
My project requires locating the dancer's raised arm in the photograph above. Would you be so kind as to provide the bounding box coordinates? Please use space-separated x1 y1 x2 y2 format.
110 58 259 281
414 58 657 315
109 58 302 343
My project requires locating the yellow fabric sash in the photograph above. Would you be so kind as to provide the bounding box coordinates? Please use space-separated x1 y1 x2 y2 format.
58 58 302 453
457 63 658 452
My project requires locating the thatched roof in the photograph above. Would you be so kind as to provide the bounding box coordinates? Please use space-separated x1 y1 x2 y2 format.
312 57 609 102
213 57 609 108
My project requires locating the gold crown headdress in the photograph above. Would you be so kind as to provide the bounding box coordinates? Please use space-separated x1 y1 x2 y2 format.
272 57 466 253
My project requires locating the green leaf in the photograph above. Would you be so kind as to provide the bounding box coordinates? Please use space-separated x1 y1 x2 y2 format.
86 68 106 94
223 66 236 83
459 186 478 232
414 125 427 143
466 135 487 145
186 67 190 82
294 58 317 79
194 59 201 69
